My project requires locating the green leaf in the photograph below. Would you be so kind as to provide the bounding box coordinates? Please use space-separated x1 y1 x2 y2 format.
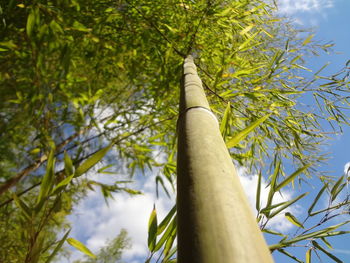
64 152 74 176
269 192 308 218
154 215 176 252
265 160 281 211
330 175 345 202
45 229 71 263
163 223 177 257
226 114 270 148
277 249 303 262
157 205 176 235
52 174 74 194
321 237 333 250
275 221 350 247
12 193 31 220
148 205 158 252
67 238 96 259
262 228 286 237
305 249 311 263
72 21 91 32
256 170 262 212
275 164 311 192
285 212 304 228
308 184 327 215
312 241 342 263
36 149 56 207
220 102 231 139
26 9 36 37
302 34 315 46
74 144 112 177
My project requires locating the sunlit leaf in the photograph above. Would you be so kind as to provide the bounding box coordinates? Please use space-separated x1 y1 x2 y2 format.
74 144 112 177
67 238 96 259
148 205 158 252
226 114 270 148
45 229 71 263
285 212 304 228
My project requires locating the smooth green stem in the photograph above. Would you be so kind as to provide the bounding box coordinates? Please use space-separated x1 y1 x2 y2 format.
177 55 274 263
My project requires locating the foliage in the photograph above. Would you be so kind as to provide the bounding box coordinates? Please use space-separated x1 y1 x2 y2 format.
0 0 350 262
73 229 131 263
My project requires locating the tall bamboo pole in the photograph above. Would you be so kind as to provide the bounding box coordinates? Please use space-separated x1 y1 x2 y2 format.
177 55 274 263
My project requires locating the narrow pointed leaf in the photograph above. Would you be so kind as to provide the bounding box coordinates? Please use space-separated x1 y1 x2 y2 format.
305 249 311 263
302 34 315 46
64 152 74 176
67 238 96 259
12 193 31 220
275 164 311 192
277 249 303 262
312 241 342 263
52 174 74 193
266 160 281 209
148 205 158 252
256 170 262 212
321 237 333 250
37 149 56 206
26 10 36 37
154 215 176 252
45 229 71 263
74 144 112 177
285 212 304 228
157 205 176 235
220 102 231 138
269 192 308 218
330 175 345 201
308 184 327 215
226 114 270 148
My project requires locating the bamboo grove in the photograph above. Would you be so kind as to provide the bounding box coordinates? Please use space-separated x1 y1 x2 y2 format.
1 0 350 262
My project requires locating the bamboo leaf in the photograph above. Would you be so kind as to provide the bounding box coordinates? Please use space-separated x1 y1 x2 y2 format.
275 164 311 192
220 102 231 138
265 160 281 211
67 238 96 259
26 9 36 37
226 114 270 148
256 170 262 212
269 192 308 218
154 215 176 252
74 144 112 177
148 205 158 252
279 221 350 246
64 152 74 176
157 205 176 235
36 149 56 207
285 212 304 228
52 174 74 194
302 34 315 46
45 229 71 263
308 184 327 215
12 193 31 220
330 175 345 202
312 241 342 263
305 249 312 263
321 237 333 250
277 249 303 262
163 223 177 257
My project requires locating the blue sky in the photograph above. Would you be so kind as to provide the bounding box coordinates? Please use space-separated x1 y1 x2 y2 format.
63 1 350 262
272 0 350 262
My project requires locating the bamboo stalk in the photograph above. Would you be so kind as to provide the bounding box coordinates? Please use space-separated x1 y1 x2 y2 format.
177 55 274 263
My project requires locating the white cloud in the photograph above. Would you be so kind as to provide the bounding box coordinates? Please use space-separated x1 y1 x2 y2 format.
344 162 350 176
64 165 298 262
277 0 334 15
237 167 298 232
65 170 175 263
